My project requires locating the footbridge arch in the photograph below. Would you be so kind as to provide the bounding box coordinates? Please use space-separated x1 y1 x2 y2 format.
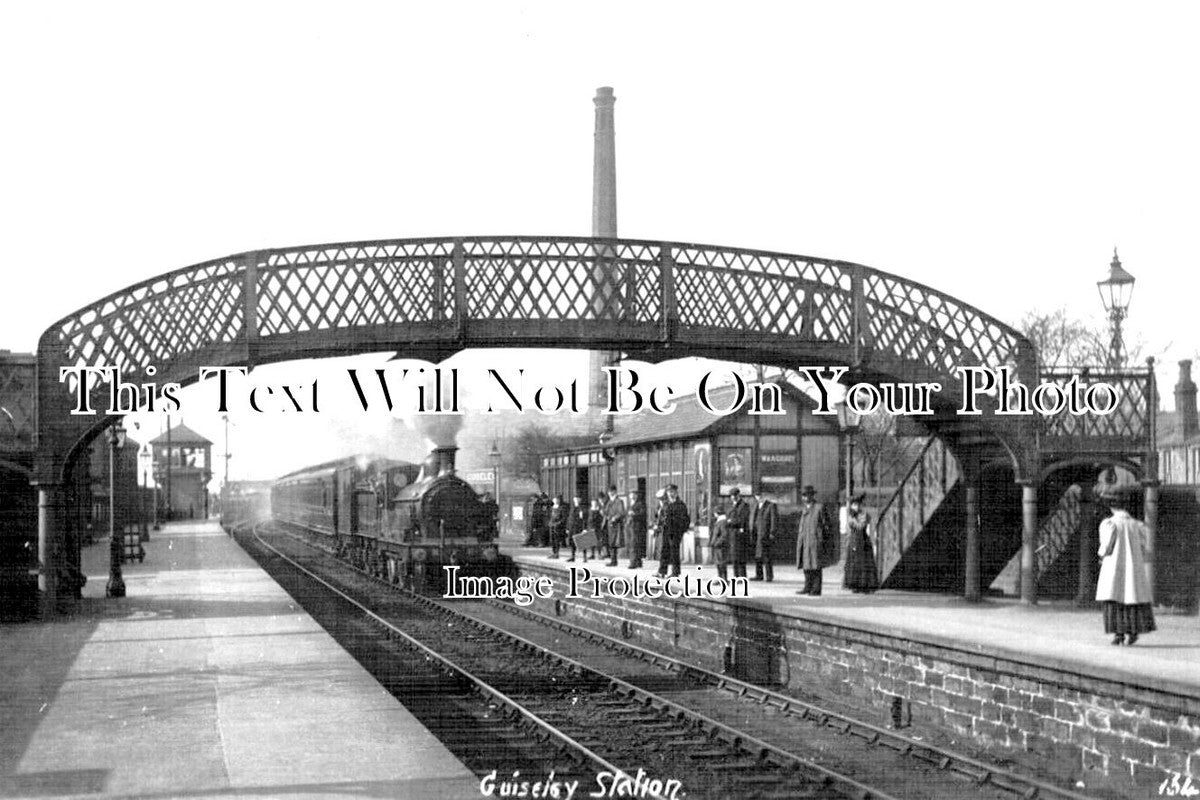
35 235 1040 487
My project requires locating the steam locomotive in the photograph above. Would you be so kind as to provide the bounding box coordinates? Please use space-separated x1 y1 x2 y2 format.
269 446 505 589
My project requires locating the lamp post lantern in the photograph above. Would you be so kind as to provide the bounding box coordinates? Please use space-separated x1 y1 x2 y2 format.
1097 248 1136 369
106 420 128 598
837 402 862 515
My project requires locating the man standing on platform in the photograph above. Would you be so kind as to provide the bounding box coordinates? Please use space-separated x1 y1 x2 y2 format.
656 484 689 578
626 489 647 569
726 488 751 578
531 492 552 548
522 493 538 545
604 485 626 567
796 485 835 595
751 490 778 582
566 494 586 563
548 495 568 560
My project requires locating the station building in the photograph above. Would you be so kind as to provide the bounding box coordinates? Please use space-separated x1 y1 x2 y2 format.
539 380 841 562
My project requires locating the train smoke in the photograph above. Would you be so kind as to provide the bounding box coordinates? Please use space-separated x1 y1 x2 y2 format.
414 410 463 449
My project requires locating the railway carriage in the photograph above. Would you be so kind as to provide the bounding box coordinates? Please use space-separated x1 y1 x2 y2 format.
270 447 505 589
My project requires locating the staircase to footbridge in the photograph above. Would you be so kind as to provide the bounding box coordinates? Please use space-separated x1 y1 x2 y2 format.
24 236 1157 613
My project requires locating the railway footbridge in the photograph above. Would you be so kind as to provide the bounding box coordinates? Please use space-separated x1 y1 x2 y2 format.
29 236 1156 613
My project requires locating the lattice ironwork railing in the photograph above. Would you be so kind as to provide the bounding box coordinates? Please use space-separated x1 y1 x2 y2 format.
1037 366 1156 444
41 236 1035 395
862 272 1028 374
874 435 960 585
0 355 37 449
1035 484 1083 575
990 483 1084 594
51 257 245 380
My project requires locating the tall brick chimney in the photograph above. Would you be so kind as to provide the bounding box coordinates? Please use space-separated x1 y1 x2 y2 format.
589 86 619 424
592 87 617 238
1176 360 1198 439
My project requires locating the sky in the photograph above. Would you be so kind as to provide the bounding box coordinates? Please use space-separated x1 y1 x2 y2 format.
3 2 1198 481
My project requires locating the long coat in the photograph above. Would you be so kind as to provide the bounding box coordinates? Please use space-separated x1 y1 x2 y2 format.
605 495 627 548
627 498 648 555
549 504 569 545
751 499 778 560
658 497 690 540
727 498 751 563
568 503 587 537
1095 510 1153 604
796 501 838 569
842 509 879 591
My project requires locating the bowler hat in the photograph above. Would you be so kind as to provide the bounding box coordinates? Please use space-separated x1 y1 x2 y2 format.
800 485 817 498
729 487 740 496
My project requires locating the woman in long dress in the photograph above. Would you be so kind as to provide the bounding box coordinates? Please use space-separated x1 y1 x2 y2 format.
1096 492 1155 645
842 495 879 593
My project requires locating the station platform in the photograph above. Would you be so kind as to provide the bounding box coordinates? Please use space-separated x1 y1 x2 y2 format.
0 521 477 800
505 543 1200 692
505 537 1200 789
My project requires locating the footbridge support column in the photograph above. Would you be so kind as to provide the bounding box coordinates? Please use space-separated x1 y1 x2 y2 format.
1020 481 1038 605
962 460 981 603
35 483 63 618
1143 480 1159 603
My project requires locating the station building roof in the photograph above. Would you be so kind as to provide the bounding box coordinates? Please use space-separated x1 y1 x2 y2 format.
554 380 835 455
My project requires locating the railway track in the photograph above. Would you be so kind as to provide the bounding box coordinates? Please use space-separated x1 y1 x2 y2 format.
246 523 1102 800
238 523 622 798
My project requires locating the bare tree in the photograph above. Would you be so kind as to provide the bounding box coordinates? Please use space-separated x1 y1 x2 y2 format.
1018 307 1110 367
1019 306 1165 370
503 421 592 483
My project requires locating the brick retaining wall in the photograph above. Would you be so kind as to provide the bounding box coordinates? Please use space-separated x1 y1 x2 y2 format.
517 561 1199 794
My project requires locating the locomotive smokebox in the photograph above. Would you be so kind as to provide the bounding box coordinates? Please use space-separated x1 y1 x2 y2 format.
431 446 457 477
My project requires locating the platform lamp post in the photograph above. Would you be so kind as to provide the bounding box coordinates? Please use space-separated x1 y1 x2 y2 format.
138 443 152 542
489 439 502 533
151 445 160 531
837 401 862 528
222 414 231 487
1097 248 1135 370
106 419 127 598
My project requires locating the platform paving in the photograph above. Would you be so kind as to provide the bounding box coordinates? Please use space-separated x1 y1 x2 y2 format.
507 539 1200 695
0 521 478 800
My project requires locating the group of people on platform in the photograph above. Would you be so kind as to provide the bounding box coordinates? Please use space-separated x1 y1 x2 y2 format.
707 485 878 595
525 483 884 594
523 484 693 577
522 480 1157 645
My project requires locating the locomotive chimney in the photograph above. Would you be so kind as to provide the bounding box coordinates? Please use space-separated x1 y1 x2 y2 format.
433 446 458 477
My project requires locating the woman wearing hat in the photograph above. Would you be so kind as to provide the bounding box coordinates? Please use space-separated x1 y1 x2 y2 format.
842 494 879 593
1095 490 1155 645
